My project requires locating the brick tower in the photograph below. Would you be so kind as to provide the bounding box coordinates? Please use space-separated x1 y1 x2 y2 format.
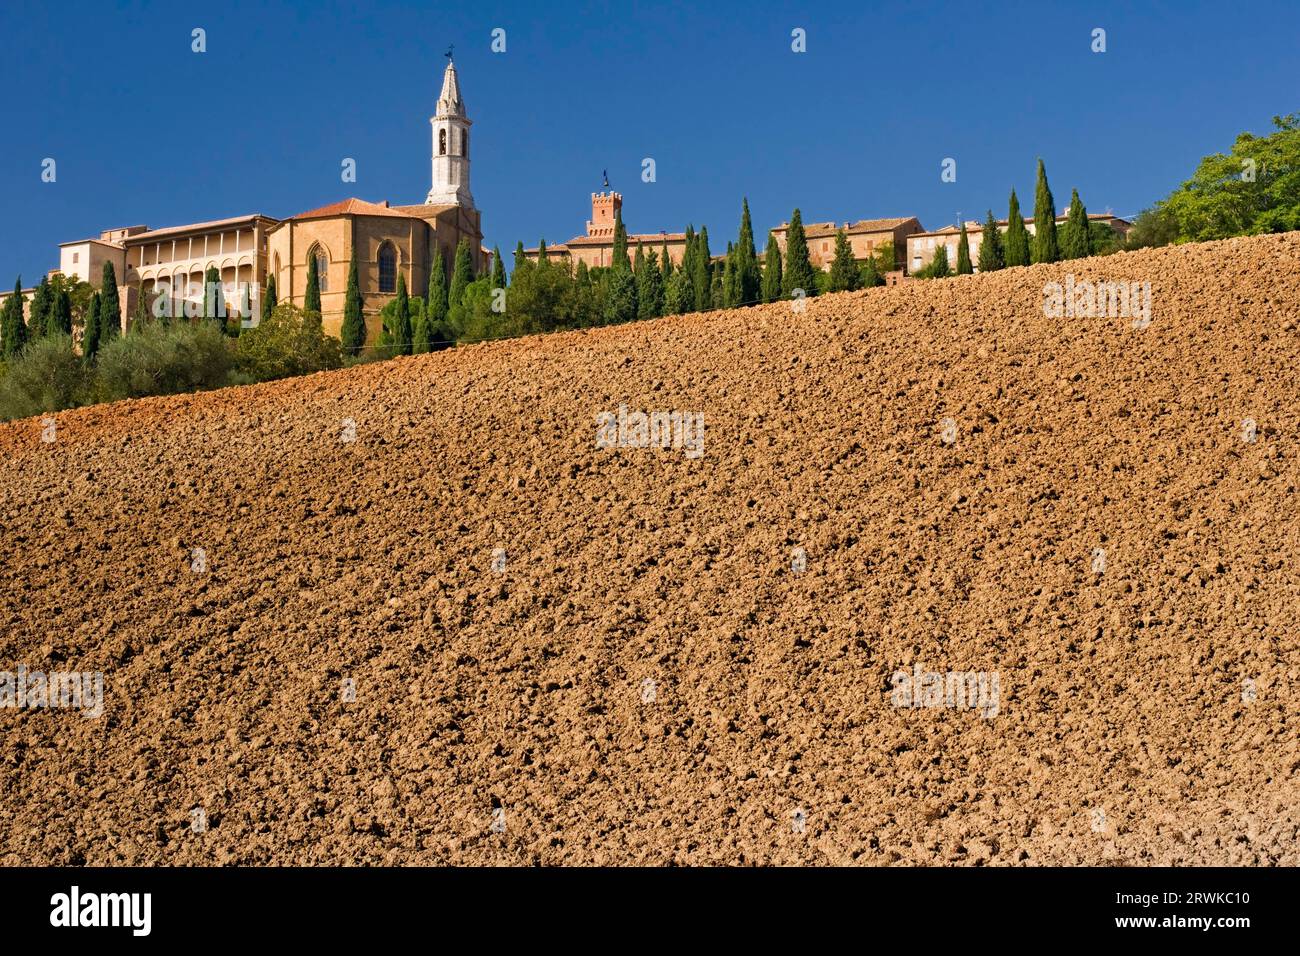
586 191 622 238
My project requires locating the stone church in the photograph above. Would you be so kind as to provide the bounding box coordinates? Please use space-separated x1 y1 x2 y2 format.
38 58 485 342
265 58 485 340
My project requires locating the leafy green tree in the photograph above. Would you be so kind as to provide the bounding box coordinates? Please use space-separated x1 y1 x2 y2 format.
2 278 29 357
1160 113 1300 240
761 233 782 302
304 254 321 313
234 302 343 382
1088 221 1124 255
1004 190 1031 267
955 224 973 275
977 210 1005 272
827 229 859 292
340 250 365 355
1032 159 1059 263
83 293 102 359
1060 189 1090 259
637 250 665 319
782 209 818 297
491 245 507 289
99 263 121 341
449 238 474 313
261 273 278 323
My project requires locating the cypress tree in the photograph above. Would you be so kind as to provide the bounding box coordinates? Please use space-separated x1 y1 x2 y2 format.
427 248 449 334
393 272 412 355
51 286 73 335
2 278 29 356
722 241 736 307
1061 189 1090 259
605 267 637 325
1004 190 1031 267
512 241 530 278
99 262 120 341
735 198 762 306
1031 159 1059 264
637 249 665 320
693 226 712 311
660 239 672 283
666 264 694 315
130 283 152 331
304 255 321 313
678 226 697 311
341 250 365 355
490 244 507 288
28 276 52 340
955 224 973 275
612 211 630 272
927 244 951 278
782 209 817 297
977 209 1004 272
449 238 474 311
860 255 882 288
83 292 102 359
261 273 278 323
762 233 782 303
203 265 224 328
828 229 859 292
537 238 549 265
411 297 430 354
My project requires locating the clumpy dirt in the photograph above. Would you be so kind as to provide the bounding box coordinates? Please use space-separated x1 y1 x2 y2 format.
1 233 1297 866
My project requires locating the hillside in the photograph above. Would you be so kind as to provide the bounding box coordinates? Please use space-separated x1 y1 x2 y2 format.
1 233 1297 865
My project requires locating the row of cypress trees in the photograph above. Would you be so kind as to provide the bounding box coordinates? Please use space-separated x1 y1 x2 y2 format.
1 262 122 359
923 160 1106 278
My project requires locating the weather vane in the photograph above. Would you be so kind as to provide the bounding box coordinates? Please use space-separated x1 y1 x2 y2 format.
444 44 454 60
602 169 610 189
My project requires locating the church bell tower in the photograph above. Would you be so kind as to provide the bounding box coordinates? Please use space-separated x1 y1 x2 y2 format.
425 57 475 208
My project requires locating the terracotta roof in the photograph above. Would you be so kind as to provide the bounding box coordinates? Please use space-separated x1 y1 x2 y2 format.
390 203 459 217
771 217 920 238
123 214 277 243
561 232 687 246
59 237 126 248
289 198 417 221
523 243 572 255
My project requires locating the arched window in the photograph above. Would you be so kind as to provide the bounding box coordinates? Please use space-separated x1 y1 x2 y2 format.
462 129 468 158
439 129 447 155
309 245 329 293
378 242 397 294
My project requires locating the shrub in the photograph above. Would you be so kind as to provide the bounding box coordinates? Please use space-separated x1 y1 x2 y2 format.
235 303 342 382
0 335 89 421
94 321 233 401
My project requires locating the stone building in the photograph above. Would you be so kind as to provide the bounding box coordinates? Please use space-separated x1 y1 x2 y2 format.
19 58 485 339
769 217 924 271
523 191 688 269
906 213 1132 274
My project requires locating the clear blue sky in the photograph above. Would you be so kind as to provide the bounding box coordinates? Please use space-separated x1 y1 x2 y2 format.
1 0 1296 284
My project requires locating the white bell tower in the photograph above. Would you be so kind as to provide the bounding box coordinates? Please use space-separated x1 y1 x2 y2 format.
425 57 475 208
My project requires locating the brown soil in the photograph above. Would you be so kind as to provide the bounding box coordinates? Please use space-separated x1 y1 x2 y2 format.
1 233 1298 866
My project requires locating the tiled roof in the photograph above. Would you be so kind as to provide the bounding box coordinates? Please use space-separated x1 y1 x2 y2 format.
910 212 1130 239
772 217 920 238
122 214 277 243
290 198 416 221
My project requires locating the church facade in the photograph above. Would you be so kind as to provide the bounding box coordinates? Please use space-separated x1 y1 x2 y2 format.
15 59 485 342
